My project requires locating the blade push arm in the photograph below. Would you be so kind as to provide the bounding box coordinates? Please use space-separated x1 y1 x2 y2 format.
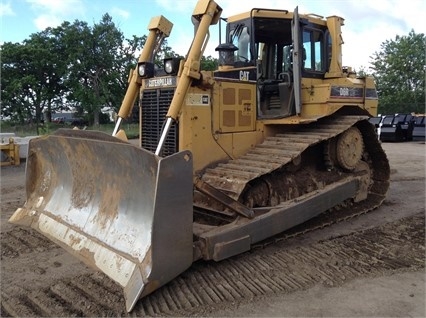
155 0 222 155
113 16 173 137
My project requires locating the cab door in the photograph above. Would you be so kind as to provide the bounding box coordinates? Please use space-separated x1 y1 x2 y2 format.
291 6 302 115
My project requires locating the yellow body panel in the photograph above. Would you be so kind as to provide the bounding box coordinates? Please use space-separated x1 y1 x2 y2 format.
217 81 256 133
179 67 378 173
179 85 264 173
179 87 229 172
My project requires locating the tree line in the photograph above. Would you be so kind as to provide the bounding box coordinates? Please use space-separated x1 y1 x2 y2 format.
2 14 149 127
1 14 424 130
1 13 218 130
370 30 425 115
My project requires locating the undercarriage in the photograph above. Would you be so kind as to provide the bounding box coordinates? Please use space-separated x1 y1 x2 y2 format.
193 115 390 261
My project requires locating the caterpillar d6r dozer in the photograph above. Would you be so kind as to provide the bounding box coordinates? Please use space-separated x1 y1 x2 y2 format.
10 0 390 312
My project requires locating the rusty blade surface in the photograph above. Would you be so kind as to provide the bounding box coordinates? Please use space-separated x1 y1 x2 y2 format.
10 130 194 312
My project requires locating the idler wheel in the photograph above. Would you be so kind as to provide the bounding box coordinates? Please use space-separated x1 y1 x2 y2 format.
336 126 364 171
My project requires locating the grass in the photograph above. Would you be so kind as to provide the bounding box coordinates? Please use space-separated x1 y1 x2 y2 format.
0 121 140 139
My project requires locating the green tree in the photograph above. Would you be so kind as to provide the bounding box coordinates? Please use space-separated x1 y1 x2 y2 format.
55 15 125 126
370 30 425 114
1 42 32 123
1 13 199 128
1 31 67 133
55 16 176 125
115 34 146 99
201 55 218 71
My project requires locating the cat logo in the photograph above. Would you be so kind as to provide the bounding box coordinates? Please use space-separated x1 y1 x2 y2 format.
239 71 250 81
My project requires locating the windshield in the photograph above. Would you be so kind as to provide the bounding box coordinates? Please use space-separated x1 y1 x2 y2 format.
229 24 251 62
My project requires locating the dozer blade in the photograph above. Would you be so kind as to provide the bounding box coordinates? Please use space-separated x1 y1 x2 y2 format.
9 129 194 312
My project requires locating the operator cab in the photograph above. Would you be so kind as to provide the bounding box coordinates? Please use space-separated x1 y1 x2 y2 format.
215 8 333 119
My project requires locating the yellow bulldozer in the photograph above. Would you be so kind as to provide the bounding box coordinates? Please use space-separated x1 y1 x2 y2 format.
11 0 390 312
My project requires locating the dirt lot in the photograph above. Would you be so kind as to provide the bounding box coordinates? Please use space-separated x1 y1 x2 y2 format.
1 140 425 317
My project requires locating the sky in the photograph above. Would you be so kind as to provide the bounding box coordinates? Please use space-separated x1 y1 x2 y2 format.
1 0 425 71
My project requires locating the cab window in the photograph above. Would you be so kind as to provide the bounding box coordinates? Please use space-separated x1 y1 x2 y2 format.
302 28 325 72
229 25 251 62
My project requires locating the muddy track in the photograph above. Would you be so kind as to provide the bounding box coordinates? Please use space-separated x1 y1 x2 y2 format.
1 212 424 317
200 115 389 203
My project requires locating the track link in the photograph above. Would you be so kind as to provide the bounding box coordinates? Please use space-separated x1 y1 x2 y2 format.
198 114 390 215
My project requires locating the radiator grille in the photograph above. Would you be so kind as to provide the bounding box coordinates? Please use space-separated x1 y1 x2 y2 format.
141 88 178 156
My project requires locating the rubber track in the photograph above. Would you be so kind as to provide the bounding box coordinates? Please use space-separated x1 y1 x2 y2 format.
1 212 423 317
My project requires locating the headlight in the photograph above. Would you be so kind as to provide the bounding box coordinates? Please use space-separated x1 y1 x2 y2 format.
138 63 146 77
137 62 154 78
164 59 173 74
163 58 180 75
